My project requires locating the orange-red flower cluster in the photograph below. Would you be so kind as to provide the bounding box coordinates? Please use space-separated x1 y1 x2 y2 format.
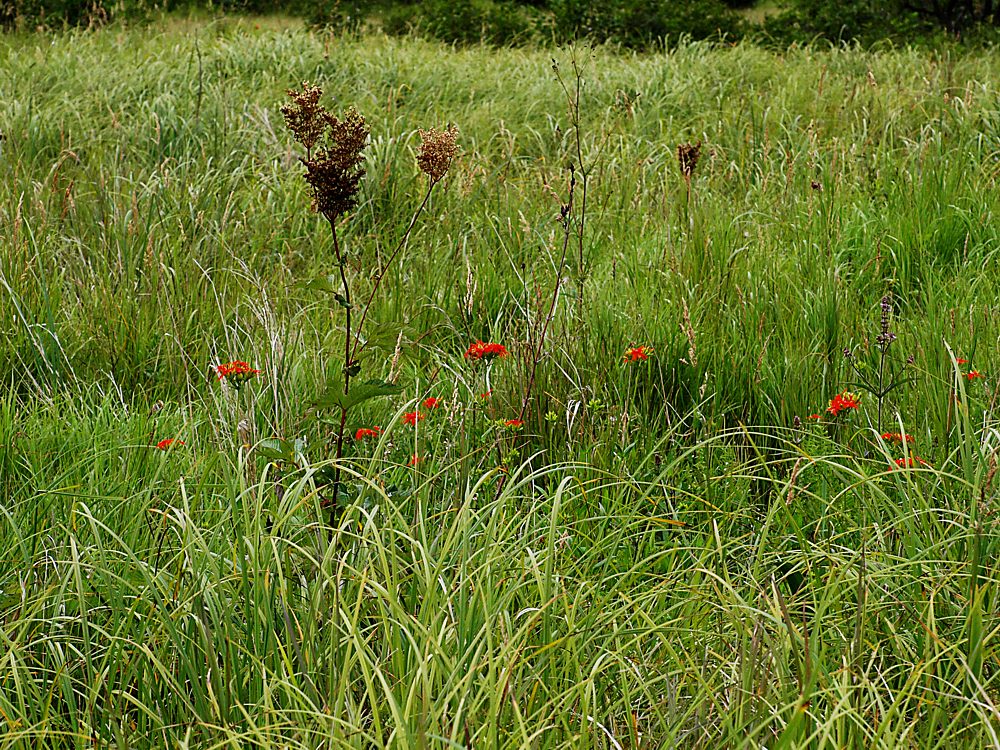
156 438 184 450
826 391 860 417
423 397 442 410
624 345 653 363
881 432 914 444
464 340 508 362
354 426 381 441
216 360 261 384
966 370 983 381
894 457 929 469
403 411 425 427
408 454 423 466
504 419 524 429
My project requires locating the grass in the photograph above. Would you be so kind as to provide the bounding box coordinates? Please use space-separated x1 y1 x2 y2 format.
1 15 1000 748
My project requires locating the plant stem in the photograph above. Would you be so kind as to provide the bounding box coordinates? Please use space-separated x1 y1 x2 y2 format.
517 169 575 425
328 216 351 531
350 181 435 362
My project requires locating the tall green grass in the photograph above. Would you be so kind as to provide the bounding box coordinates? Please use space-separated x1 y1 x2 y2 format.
1 17 999 748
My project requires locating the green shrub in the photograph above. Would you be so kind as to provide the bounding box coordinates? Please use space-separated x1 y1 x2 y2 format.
1 0 131 29
304 0 371 32
413 0 538 46
548 0 744 47
761 0 998 46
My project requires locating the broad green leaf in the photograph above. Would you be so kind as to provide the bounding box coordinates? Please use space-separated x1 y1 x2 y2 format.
258 437 295 462
316 378 402 412
303 275 339 293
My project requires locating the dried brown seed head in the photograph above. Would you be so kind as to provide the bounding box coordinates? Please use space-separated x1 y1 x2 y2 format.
300 106 370 220
321 107 370 173
417 124 459 183
281 82 327 153
677 141 702 180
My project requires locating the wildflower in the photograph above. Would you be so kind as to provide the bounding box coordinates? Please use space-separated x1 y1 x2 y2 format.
826 391 860 417
156 438 184 450
354 426 381 441
894 457 929 469
422 397 442 410
408 454 423 466
403 411 425 427
216 360 261 386
966 371 983 381
416 125 459 183
624 345 653 363
503 419 524 429
464 340 508 362
808 414 822 420
956 358 968 365
479 391 492 400
881 432 914 444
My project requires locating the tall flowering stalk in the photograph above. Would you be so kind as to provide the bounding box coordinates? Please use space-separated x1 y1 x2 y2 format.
843 294 912 432
281 83 457 527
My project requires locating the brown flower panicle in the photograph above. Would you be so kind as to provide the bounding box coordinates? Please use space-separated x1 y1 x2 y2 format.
677 141 702 181
302 107 370 220
282 83 370 221
417 125 459 183
280 82 326 153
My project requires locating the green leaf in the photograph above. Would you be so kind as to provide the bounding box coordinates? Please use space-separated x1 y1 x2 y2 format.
258 438 296 463
333 292 352 310
303 275 340 293
316 379 402 412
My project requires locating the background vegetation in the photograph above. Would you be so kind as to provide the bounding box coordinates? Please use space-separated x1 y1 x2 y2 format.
2 0 999 46
1 16 1000 749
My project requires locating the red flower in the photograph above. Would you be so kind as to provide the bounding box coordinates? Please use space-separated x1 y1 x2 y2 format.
894 457 929 469
826 391 860 417
966 371 983 380
504 419 524 429
422 397 442 410
408 454 423 466
479 390 492 400
403 411 425 427
156 438 184 450
808 413 822 420
880 432 914 444
354 426 381 441
624 345 653 363
956 358 968 365
216 360 261 385
464 340 508 362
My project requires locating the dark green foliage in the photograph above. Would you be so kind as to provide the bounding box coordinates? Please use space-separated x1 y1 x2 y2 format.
762 0 998 46
304 0 389 33
414 0 539 46
548 0 743 46
1 0 129 29
762 0 934 45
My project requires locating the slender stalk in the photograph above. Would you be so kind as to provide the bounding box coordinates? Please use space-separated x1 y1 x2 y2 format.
553 56 589 316
350 181 435 362
328 216 352 530
517 169 575 425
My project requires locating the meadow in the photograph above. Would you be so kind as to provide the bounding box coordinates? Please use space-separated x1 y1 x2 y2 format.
1 16 1000 748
